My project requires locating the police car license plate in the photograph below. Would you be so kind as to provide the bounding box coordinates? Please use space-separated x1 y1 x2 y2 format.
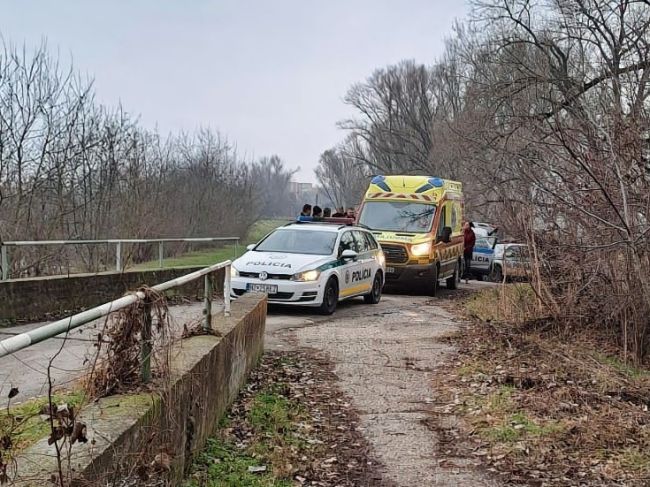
386 266 395 274
247 283 278 294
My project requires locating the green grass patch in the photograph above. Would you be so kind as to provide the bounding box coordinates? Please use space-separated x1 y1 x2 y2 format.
134 219 287 270
616 447 650 472
185 385 309 486
0 390 86 451
186 439 293 487
482 412 565 443
593 353 650 380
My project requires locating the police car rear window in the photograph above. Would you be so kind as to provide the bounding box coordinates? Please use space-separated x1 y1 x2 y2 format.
255 229 337 255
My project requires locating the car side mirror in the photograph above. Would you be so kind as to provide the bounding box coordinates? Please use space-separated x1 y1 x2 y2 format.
246 244 255 251
341 249 358 261
437 226 452 244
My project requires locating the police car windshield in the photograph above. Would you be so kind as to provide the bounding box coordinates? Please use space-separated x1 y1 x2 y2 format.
359 201 436 233
254 229 337 255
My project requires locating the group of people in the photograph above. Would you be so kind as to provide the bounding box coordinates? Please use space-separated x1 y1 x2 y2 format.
298 204 356 221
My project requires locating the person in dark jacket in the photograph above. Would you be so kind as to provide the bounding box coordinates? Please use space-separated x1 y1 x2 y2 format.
323 207 332 217
300 204 312 217
462 221 476 283
312 206 323 220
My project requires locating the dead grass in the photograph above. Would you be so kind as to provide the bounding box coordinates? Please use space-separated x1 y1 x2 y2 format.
83 286 172 399
431 284 650 486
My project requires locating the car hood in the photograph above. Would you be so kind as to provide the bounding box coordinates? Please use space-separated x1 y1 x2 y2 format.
233 251 332 275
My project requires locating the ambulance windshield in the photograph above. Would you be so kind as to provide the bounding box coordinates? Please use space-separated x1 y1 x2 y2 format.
358 201 436 233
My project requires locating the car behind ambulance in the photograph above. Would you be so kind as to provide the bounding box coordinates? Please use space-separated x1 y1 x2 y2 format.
230 221 386 314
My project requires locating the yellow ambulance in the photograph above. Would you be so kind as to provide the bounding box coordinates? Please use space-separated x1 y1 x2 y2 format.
356 175 464 296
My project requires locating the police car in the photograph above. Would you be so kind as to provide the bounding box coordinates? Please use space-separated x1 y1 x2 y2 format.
471 236 497 279
230 220 386 314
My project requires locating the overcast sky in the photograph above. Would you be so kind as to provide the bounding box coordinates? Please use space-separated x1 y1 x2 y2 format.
1 0 468 182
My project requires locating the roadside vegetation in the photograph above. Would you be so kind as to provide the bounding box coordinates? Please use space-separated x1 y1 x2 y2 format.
185 351 385 487
134 219 287 270
432 284 650 485
0 390 85 452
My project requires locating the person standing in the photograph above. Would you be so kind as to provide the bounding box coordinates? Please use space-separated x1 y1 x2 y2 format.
323 207 332 217
300 204 312 217
463 221 476 284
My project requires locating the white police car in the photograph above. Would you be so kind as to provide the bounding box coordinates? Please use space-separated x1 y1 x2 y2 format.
230 221 386 314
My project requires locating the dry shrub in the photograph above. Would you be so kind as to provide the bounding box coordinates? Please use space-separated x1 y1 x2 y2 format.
433 288 650 485
84 287 172 399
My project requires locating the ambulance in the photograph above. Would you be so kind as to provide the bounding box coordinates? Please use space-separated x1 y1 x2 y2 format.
357 175 464 295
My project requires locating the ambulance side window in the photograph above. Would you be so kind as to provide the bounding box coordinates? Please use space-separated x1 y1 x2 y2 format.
338 231 357 256
437 204 448 239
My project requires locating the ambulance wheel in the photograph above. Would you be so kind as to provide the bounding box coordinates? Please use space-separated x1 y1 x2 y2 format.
319 278 338 315
446 260 460 290
427 265 439 297
364 272 383 304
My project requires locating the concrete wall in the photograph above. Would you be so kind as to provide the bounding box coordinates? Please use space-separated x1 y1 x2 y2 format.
14 292 267 486
0 266 225 325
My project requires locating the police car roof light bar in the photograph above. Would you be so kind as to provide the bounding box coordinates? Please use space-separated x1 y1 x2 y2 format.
293 217 356 225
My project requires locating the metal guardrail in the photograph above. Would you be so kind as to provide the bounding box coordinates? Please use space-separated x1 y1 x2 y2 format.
0 260 232 382
0 237 239 281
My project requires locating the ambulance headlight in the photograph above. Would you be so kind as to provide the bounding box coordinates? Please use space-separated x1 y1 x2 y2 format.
410 242 431 257
292 269 320 282
230 265 239 278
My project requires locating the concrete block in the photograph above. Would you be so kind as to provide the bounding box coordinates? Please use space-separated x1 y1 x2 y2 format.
12 292 267 486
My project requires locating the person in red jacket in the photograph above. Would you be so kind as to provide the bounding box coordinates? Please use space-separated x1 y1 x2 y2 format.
463 221 476 283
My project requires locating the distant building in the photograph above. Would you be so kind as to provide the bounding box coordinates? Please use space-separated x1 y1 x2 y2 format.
288 181 334 215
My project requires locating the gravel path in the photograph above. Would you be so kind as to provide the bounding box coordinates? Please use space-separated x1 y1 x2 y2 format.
272 290 499 486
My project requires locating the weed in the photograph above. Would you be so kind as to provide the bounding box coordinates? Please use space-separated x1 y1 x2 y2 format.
616 447 650 472
186 387 308 486
482 412 564 443
593 353 650 380
465 284 537 323
0 390 85 451
186 439 293 487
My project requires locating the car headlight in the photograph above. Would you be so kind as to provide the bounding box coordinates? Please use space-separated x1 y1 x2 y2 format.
291 269 320 282
230 265 239 278
410 242 431 257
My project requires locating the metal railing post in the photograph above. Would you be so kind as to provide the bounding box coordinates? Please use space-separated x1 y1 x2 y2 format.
1 244 8 281
234 239 239 259
204 273 213 332
224 264 231 317
116 241 122 272
158 241 164 269
141 297 152 383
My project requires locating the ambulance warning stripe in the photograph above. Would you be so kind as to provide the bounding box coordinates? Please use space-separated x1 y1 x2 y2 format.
367 192 434 202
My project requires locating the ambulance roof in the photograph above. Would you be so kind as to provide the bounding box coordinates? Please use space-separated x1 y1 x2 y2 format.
364 175 462 201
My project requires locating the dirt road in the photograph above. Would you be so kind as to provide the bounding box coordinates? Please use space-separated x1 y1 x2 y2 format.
265 283 498 486
1 282 497 485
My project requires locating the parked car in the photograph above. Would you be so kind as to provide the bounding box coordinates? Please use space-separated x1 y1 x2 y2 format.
471 236 497 280
230 220 385 314
473 222 498 238
490 243 529 282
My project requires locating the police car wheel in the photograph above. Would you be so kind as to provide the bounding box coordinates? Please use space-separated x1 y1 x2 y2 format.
364 273 382 304
318 278 338 315
490 265 503 282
